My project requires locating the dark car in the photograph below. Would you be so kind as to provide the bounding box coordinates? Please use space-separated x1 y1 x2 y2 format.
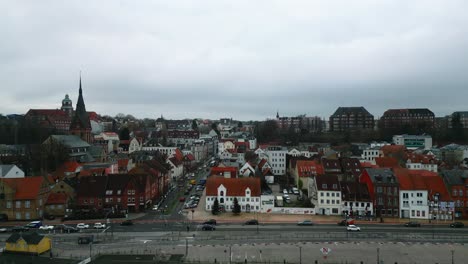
12 226 29 232
201 224 216 231
404 221 421 227
78 235 94 244
297 220 314 226
450 222 464 228
55 224 78 233
244 219 259 225
120 220 133 226
203 219 217 225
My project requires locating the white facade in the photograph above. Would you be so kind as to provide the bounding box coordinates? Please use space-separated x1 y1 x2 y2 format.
361 148 382 163
288 148 318 158
218 141 235 157
399 190 429 219
0 165 25 178
128 138 141 154
141 146 178 157
393 135 432 150
205 185 261 212
342 200 373 217
168 159 183 178
317 190 342 215
265 146 287 176
406 162 438 173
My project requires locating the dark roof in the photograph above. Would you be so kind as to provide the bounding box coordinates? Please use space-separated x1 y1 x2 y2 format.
106 174 132 191
340 181 370 201
76 176 107 197
439 169 468 185
331 107 373 117
48 135 90 148
452 111 468 118
383 108 434 116
315 174 340 191
6 232 45 245
365 168 398 184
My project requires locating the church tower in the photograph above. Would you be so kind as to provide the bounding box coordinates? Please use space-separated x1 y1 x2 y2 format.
61 94 73 117
70 76 92 143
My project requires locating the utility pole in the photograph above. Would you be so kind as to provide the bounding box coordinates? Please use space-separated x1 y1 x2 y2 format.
185 239 188 256
229 245 232 264
299 246 302 264
377 247 380 264
451 250 454 264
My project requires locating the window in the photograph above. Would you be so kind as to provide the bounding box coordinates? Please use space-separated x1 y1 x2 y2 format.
110 198 113 202
16 212 21 220
411 210 415 217
322 184 327 189
459 190 463 196
6 201 12 209
403 193 409 199
453 190 457 196
25 201 30 208
331 193 335 197
326 200 330 204
84 199 88 204
105 198 109 203
117 198 121 203
320 193 324 197
117 190 121 195
140 197 143 202
246 198 250 202
344 202 348 206
326 193 330 197
332 184 337 189
422 211 425 217
376 187 382 193
320 199 324 204
127 198 131 202
336 193 340 197
57 205 63 209
332 208 338 214
332 200 335 204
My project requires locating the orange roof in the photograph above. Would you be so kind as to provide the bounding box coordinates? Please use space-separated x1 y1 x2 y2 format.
375 157 400 168
393 168 449 200
2 176 47 200
62 161 82 173
211 167 238 178
407 152 437 164
206 177 261 196
360 161 378 168
381 145 406 154
46 192 68 204
296 160 324 177
174 148 184 162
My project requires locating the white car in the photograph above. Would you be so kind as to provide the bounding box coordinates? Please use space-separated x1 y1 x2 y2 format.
76 223 89 229
0 227 7 233
292 187 300 195
39 225 54 230
347 225 361 231
93 223 106 229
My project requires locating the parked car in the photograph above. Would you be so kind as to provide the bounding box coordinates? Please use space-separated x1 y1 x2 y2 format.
12 226 29 232
297 220 314 226
201 224 216 231
26 221 43 228
39 225 54 230
449 222 464 228
292 187 300 195
338 219 355 226
55 224 78 233
244 219 259 225
76 223 90 229
94 223 106 229
0 227 8 233
283 189 288 195
203 219 217 225
179 197 186 202
404 221 421 227
120 220 133 226
347 225 361 231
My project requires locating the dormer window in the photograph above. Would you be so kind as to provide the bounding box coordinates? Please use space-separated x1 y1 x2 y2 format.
246 190 250 195
322 184 327 189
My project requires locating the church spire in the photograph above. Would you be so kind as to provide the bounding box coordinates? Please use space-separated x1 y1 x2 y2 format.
70 73 92 143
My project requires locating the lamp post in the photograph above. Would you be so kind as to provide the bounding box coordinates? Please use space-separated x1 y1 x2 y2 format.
299 246 302 264
376 247 380 264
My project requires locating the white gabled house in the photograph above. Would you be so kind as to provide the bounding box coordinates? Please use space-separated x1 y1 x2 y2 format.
309 175 342 216
205 177 261 212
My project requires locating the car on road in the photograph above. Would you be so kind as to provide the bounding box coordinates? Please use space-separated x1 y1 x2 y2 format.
76 223 89 229
201 224 216 231
179 197 186 202
26 221 42 228
94 223 106 229
449 222 464 228
55 224 78 233
203 219 217 225
283 189 288 195
244 219 259 225
120 220 133 226
404 221 421 227
297 220 314 226
39 225 54 230
0 227 8 233
292 187 300 195
12 226 29 232
346 225 361 231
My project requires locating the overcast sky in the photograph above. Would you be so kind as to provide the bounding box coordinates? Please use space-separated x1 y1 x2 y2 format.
1 1 468 121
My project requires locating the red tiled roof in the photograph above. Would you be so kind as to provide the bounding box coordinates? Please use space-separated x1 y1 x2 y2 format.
393 168 449 200
63 161 82 173
258 159 267 169
360 161 378 168
407 152 437 164
185 154 195 161
375 157 400 168
296 160 324 177
211 167 238 178
206 177 261 196
26 109 68 117
174 148 184 162
2 176 47 200
118 159 130 168
46 193 68 205
87 112 100 121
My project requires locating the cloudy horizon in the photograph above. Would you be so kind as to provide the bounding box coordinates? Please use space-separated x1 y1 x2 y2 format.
2 1 468 121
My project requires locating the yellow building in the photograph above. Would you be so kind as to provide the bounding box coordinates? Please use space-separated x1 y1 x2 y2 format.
5 232 51 255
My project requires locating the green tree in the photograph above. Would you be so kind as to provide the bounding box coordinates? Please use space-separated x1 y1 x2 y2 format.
232 197 241 215
451 113 465 142
212 198 220 215
237 121 243 128
119 127 130 140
